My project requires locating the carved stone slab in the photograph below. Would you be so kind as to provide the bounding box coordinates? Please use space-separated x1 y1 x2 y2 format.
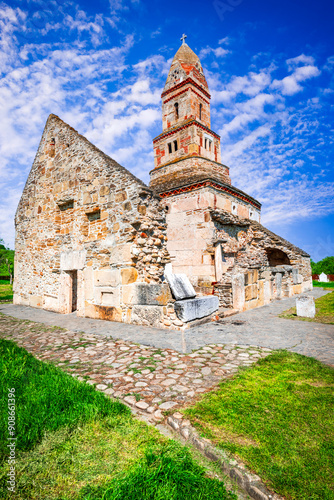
296 295 315 318
174 296 219 322
165 273 196 301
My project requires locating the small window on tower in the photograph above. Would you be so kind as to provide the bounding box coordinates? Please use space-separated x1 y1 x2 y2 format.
204 138 208 149
174 102 179 119
209 140 212 151
199 103 202 120
168 143 172 154
174 140 178 152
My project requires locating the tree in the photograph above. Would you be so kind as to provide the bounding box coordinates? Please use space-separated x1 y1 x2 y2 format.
0 239 14 284
311 256 334 275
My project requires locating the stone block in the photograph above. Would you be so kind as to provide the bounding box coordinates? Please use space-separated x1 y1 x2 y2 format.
101 288 120 307
84 267 94 301
292 267 299 285
165 272 196 300
60 250 86 271
44 294 59 311
29 295 43 308
174 295 219 322
245 270 258 285
245 284 258 301
275 272 282 298
94 304 122 322
121 267 138 284
131 305 163 327
296 295 315 318
94 269 119 287
232 273 245 310
122 283 172 306
110 244 132 265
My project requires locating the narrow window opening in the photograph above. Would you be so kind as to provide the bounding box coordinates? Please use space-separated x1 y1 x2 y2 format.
204 138 208 149
173 140 178 152
58 200 74 211
86 209 101 221
199 103 202 120
168 143 172 154
174 102 179 119
209 140 212 151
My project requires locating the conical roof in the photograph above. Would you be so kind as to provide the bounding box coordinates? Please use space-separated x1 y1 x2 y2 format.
172 43 201 68
163 42 208 94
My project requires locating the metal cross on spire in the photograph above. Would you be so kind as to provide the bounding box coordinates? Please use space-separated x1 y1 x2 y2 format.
180 33 187 45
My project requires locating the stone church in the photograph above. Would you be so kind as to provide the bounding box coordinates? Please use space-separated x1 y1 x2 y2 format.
13 40 312 330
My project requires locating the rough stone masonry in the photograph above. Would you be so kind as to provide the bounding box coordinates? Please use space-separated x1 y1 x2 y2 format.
14 41 312 329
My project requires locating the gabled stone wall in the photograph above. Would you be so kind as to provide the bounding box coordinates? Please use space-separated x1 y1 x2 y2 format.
14 114 186 330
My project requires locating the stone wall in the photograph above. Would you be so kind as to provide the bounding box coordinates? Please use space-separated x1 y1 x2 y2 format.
162 188 262 290
210 209 312 311
13 114 186 330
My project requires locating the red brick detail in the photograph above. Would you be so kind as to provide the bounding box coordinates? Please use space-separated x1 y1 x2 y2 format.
161 78 211 100
159 181 261 209
163 87 210 106
153 120 220 144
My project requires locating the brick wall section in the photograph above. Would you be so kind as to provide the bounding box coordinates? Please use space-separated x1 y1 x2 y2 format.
13 114 185 330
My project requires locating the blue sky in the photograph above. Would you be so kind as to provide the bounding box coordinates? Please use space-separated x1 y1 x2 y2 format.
0 0 333 260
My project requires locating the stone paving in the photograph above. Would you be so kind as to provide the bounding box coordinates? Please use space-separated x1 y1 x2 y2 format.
0 313 272 421
1 288 333 365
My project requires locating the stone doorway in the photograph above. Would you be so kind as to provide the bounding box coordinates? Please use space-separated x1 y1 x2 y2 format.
69 271 78 312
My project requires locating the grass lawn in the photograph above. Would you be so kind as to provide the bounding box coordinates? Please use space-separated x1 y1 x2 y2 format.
183 350 334 500
0 280 13 302
0 338 237 500
280 290 334 324
313 280 334 289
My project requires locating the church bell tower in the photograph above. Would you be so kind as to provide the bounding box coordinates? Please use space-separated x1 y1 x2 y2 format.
149 37 261 287
150 36 232 194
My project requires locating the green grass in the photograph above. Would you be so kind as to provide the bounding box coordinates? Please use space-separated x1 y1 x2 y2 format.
313 280 334 288
183 350 334 500
0 338 128 457
280 290 334 324
0 338 236 500
0 280 13 301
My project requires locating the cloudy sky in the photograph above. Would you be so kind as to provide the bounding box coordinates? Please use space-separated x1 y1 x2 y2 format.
1 0 333 260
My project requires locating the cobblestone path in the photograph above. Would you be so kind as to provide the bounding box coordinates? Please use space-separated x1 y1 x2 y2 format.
1 288 333 365
0 313 272 421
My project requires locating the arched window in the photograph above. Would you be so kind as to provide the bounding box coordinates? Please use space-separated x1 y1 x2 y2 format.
266 248 291 266
199 103 202 120
174 102 179 119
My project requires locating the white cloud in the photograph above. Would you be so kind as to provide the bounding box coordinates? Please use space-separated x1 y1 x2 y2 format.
0 5 332 256
199 46 229 59
271 56 320 96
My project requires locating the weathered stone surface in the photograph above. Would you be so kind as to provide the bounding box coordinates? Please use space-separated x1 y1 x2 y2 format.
232 273 245 311
60 250 86 271
165 272 196 300
174 296 219 322
121 268 138 285
122 283 172 306
159 401 178 410
296 295 316 318
131 305 163 328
